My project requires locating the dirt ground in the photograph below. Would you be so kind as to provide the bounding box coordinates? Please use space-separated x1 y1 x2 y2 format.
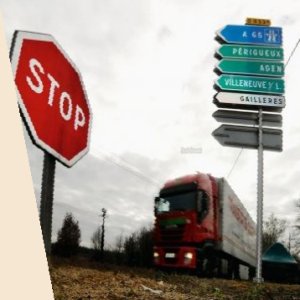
49 257 300 300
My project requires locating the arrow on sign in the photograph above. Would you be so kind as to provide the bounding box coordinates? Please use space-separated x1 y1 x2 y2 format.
217 25 282 46
214 92 285 110
212 109 282 127
212 124 282 151
216 59 284 77
215 75 285 94
216 44 284 61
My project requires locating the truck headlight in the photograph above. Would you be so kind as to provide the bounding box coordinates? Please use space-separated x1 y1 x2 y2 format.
153 251 159 258
184 252 193 260
183 252 193 265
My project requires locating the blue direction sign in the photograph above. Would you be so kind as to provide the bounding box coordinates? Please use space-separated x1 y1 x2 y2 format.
217 25 282 46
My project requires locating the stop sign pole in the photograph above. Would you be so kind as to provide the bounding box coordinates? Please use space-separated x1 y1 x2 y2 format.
10 31 91 255
39 153 56 254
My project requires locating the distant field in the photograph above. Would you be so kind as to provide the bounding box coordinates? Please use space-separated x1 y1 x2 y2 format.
49 257 300 300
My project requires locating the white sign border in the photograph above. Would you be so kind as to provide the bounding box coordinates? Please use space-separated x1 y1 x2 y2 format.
10 30 92 167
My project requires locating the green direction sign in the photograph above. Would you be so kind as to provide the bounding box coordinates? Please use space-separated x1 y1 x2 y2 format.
217 59 284 77
216 75 284 94
217 44 284 61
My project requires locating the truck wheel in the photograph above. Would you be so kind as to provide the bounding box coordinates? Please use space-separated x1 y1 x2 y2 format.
196 258 213 277
228 259 240 280
205 257 215 278
196 257 208 277
248 267 255 280
233 262 240 280
196 248 217 278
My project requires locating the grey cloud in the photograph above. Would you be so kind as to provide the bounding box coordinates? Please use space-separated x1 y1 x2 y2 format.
4 0 300 252
278 15 297 26
24 122 182 247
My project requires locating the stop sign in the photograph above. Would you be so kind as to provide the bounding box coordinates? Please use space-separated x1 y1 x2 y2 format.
10 31 91 167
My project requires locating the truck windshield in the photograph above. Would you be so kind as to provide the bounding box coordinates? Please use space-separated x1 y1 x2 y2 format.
156 191 196 213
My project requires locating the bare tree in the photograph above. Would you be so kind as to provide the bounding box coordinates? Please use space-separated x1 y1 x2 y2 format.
263 213 287 252
115 233 124 253
287 199 300 260
296 199 300 230
114 233 125 264
91 226 102 250
123 226 153 267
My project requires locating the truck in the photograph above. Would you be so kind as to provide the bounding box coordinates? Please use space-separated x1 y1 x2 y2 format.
153 172 256 279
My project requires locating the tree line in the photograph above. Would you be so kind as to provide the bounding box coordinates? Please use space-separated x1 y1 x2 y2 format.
262 199 300 259
51 210 153 267
52 199 300 267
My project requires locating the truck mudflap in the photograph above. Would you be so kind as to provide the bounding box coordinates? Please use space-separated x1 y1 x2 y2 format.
153 246 197 269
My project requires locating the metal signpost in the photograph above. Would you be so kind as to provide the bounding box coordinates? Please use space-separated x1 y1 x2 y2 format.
10 31 92 255
212 18 285 283
256 108 264 283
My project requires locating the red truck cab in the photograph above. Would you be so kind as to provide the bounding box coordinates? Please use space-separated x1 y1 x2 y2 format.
153 172 220 272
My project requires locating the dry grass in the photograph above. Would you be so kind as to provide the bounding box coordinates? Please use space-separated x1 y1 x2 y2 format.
49 257 300 300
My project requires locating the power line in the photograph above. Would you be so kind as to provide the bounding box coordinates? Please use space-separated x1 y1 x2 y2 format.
92 148 161 188
100 153 160 187
226 148 244 179
225 37 300 178
285 38 300 69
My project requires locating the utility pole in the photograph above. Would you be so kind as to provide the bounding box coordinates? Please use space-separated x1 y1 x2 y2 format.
100 208 107 259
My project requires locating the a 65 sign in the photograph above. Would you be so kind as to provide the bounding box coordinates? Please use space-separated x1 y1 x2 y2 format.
10 31 91 167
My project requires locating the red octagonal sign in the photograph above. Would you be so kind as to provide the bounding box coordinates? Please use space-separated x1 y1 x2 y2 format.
10 31 91 167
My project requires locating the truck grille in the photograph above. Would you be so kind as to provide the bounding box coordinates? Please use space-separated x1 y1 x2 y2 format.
159 224 186 242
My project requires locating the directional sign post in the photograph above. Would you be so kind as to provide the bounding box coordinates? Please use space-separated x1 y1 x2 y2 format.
213 19 285 284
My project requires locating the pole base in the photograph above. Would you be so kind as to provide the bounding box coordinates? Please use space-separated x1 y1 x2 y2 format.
253 277 264 284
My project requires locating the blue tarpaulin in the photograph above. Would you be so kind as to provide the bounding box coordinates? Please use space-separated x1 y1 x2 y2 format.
262 243 297 264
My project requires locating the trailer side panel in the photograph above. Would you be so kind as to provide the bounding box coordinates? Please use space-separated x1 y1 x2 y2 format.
219 178 256 266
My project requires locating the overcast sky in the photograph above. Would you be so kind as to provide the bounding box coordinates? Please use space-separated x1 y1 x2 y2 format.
1 0 300 248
